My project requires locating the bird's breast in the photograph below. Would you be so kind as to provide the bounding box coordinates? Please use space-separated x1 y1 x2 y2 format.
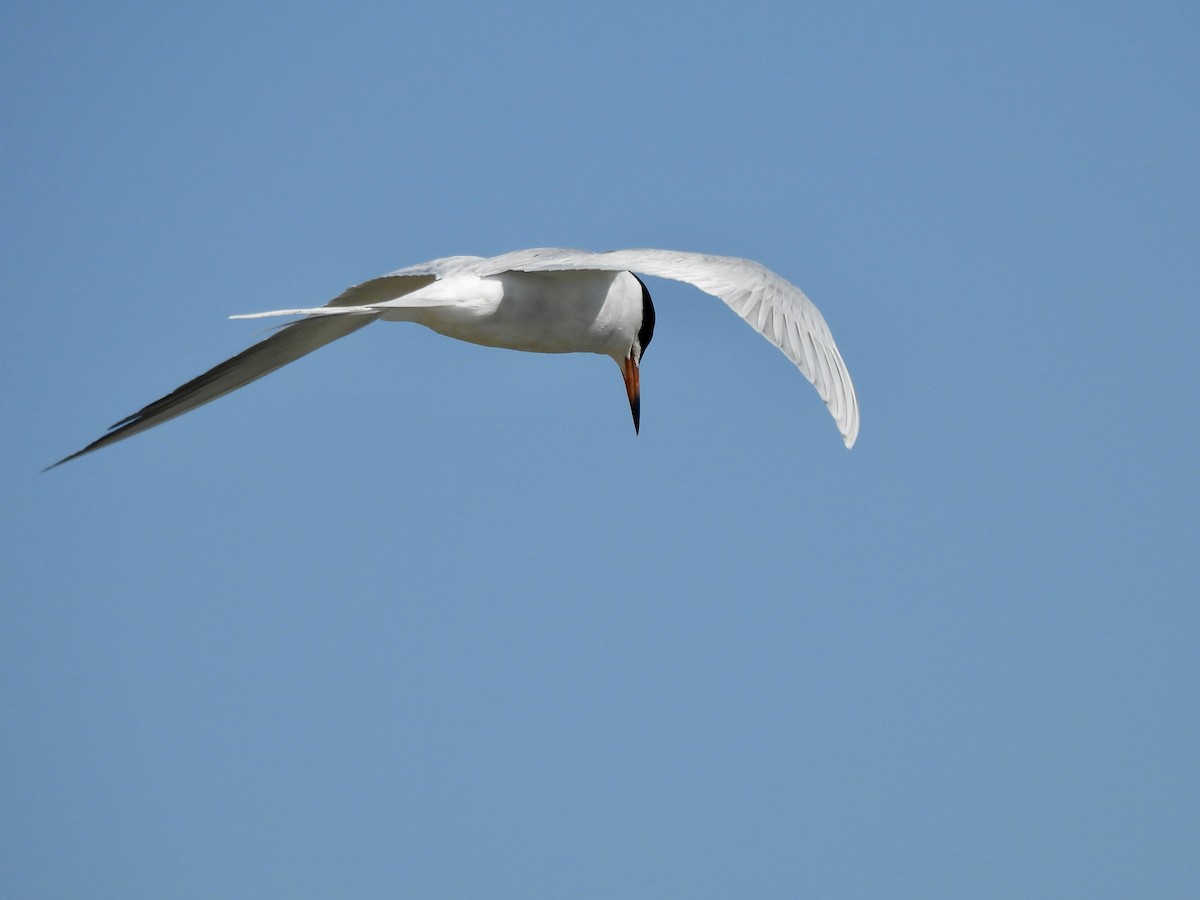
394 270 642 357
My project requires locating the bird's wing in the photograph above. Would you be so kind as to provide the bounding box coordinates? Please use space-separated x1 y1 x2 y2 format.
228 259 482 318
474 248 860 448
46 274 436 469
379 255 487 278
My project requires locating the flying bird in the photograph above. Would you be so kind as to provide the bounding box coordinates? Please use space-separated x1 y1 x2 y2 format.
47 248 859 469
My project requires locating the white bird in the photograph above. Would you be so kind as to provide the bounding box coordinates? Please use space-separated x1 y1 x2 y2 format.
47 248 859 469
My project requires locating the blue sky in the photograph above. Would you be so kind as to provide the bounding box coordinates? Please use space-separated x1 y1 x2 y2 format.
3 2 1197 896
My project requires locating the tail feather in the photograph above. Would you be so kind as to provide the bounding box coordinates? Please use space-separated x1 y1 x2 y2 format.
230 306 381 320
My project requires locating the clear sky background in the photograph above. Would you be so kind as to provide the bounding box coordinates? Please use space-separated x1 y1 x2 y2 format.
3 2 1197 897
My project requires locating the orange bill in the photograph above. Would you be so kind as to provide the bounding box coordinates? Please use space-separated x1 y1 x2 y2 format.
621 355 641 434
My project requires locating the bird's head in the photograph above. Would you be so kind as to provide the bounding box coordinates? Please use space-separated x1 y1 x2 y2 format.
620 274 656 433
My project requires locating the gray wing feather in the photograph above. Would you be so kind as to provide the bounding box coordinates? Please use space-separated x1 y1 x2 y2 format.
47 273 436 469
378 255 487 279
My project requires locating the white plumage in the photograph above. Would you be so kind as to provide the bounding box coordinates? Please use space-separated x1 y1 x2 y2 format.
48 248 858 469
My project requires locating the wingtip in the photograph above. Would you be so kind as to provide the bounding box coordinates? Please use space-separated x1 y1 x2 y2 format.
42 442 100 472
42 430 122 472
836 411 860 449
841 420 859 449
41 453 75 473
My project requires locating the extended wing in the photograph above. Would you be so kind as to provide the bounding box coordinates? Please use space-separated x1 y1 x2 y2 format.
46 273 436 469
469 248 860 448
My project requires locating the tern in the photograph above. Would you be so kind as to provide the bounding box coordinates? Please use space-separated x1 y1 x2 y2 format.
47 248 859 469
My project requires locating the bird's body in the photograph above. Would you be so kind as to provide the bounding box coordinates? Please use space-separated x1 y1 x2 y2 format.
379 270 645 357
47 248 858 469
